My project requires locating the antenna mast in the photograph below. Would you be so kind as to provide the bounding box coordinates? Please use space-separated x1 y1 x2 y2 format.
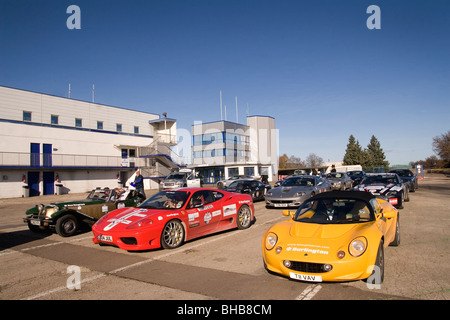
219 90 223 120
235 96 238 123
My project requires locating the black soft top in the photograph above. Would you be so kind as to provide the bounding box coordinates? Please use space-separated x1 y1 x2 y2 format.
310 190 375 202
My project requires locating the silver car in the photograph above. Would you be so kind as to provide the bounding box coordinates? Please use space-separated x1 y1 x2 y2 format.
265 175 331 208
326 172 353 190
216 176 250 189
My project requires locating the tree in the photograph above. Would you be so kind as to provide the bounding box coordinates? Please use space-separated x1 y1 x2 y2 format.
366 135 389 171
288 155 305 169
279 154 289 169
278 154 305 169
432 131 450 167
343 135 363 165
305 153 324 168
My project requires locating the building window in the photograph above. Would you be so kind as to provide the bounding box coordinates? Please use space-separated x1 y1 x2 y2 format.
23 111 32 121
97 121 103 130
51 115 59 125
134 126 139 134
116 123 122 132
228 167 239 177
244 167 255 176
75 118 82 127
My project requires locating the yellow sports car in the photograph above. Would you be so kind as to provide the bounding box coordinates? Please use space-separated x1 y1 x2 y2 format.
262 191 400 284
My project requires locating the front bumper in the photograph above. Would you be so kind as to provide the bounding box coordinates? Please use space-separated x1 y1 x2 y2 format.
263 249 374 282
24 215 55 230
92 226 161 251
265 195 307 208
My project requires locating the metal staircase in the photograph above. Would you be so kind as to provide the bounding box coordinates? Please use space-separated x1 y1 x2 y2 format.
137 136 186 182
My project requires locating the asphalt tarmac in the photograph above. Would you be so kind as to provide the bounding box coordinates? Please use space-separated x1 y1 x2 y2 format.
0 173 449 301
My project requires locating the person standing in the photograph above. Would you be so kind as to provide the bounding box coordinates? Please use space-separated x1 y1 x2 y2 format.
133 170 146 199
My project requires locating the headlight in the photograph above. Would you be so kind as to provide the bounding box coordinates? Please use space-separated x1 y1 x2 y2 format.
45 206 58 218
265 232 278 250
127 218 153 229
349 237 367 257
295 192 305 197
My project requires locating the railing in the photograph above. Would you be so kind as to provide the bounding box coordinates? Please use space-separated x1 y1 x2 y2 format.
0 152 147 168
138 136 187 167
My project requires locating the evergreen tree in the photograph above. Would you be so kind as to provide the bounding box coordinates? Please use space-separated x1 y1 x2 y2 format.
343 135 363 165
366 135 389 171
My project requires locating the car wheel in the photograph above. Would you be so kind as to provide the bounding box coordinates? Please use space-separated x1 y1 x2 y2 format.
161 220 185 249
55 214 78 237
390 215 400 246
217 182 224 189
237 205 252 230
398 193 404 209
365 240 384 285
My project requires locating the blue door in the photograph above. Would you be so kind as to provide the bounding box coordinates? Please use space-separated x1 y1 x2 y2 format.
28 172 40 197
30 143 40 167
43 172 54 195
43 144 52 168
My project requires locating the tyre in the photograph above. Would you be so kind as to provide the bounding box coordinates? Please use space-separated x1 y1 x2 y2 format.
55 214 78 237
236 205 252 230
389 215 400 246
161 220 185 249
365 240 384 285
397 193 404 209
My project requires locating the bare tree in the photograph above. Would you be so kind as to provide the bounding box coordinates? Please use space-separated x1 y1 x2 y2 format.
305 153 324 168
432 131 450 166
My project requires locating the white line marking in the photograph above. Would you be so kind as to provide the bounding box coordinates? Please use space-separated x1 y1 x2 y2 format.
295 284 322 300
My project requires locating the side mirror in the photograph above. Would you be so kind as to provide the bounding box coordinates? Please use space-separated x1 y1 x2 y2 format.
383 209 397 220
282 210 295 219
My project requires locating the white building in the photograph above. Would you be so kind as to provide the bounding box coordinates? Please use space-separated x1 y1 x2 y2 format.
191 116 279 184
0 86 180 198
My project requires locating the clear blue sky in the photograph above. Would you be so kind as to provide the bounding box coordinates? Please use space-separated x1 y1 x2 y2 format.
1 0 449 165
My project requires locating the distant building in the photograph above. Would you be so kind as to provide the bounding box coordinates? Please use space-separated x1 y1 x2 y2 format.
191 116 278 184
0 86 180 198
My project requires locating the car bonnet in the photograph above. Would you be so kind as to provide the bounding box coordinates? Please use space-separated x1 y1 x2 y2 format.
96 207 171 232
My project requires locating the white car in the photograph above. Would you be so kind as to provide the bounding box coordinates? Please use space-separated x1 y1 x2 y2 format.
161 171 201 189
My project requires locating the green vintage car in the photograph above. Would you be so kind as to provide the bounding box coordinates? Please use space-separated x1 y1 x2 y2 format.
24 187 144 237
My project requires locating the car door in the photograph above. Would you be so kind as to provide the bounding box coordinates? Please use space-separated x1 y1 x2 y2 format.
185 190 221 236
370 198 387 235
186 173 201 188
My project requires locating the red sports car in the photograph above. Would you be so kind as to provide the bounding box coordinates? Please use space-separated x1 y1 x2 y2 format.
92 188 254 251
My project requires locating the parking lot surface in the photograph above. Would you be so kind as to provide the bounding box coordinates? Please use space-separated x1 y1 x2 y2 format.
0 174 449 300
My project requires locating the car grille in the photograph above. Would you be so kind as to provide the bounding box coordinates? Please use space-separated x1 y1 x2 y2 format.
120 237 137 245
38 205 47 219
270 200 294 204
285 261 331 273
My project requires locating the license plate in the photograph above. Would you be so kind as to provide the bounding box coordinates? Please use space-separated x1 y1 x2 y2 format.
30 220 41 226
274 203 288 207
97 235 113 242
289 272 322 282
